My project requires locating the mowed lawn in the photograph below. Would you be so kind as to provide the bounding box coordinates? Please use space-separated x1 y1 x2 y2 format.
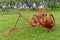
0 10 60 40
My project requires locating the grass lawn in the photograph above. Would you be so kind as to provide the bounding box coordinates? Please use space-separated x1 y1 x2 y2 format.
0 9 60 40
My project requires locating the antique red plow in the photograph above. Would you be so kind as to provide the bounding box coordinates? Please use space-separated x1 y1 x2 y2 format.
5 7 55 36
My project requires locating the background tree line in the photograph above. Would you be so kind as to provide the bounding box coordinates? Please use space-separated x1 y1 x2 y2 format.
0 0 60 10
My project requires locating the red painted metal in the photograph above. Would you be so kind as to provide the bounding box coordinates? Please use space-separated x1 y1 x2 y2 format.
30 6 55 32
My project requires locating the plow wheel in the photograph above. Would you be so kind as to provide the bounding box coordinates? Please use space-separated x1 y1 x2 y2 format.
44 14 55 31
47 14 55 27
30 15 39 27
30 14 55 30
30 14 47 27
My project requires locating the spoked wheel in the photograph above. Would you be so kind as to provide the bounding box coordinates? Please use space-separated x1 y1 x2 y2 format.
30 15 39 27
43 14 55 32
30 14 55 31
30 14 47 27
48 14 55 27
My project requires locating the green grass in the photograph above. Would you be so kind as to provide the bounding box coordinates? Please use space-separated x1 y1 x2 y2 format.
0 10 60 40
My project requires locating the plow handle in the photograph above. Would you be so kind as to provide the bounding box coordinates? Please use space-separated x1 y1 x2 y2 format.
5 11 30 36
5 14 21 36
